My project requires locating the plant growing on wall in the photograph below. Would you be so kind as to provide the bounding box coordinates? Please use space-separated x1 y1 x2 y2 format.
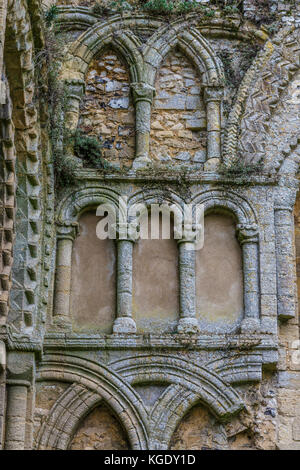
218 159 264 185
35 6 109 188
73 130 108 170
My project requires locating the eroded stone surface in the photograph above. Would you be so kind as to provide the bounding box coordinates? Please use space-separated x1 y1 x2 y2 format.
79 51 135 167
69 404 130 450
1 0 300 452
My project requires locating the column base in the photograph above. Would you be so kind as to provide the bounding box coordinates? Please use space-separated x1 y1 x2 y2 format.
132 155 152 170
241 317 260 334
113 317 137 334
177 317 199 334
204 157 220 171
0 340 6 372
52 316 72 331
65 153 83 168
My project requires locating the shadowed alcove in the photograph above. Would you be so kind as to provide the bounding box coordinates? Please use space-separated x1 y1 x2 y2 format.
79 48 135 167
150 47 206 164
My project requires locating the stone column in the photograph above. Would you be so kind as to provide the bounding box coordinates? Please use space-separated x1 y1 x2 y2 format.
203 86 223 171
177 235 199 334
237 224 260 333
131 82 155 169
53 221 78 328
0 341 6 449
5 383 28 450
113 223 137 333
64 79 85 132
63 79 85 167
5 351 35 450
274 206 297 320
0 0 7 104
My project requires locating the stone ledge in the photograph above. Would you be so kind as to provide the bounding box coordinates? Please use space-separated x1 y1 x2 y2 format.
43 331 277 354
72 168 280 185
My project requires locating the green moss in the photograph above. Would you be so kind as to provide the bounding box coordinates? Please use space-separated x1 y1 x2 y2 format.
44 4 59 27
73 130 108 170
92 0 133 15
218 159 264 186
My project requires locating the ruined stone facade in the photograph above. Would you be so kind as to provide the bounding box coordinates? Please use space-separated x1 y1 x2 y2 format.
1 0 300 451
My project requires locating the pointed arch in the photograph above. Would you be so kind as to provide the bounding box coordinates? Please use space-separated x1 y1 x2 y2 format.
110 354 244 420
144 22 224 87
63 19 144 83
223 25 300 172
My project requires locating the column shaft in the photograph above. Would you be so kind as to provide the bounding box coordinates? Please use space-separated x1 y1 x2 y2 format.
131 83 155 168
275 208 297 320
113 239 136 333
243 241 260 320
5 385 27 450
135 100 151 158
203 87 223 170
206 99 221 161
177 241 199 333
53 237 73 326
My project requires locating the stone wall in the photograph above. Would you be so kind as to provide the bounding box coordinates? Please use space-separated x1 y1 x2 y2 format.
132 214 179 333
70 211 116 333
1 0 300 452
79 50 135 168
196 214 243 333
150 49 206 165
69 404 130 450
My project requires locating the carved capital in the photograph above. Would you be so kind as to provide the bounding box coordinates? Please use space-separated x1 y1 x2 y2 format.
236 224 259 244
0 341 6 372
112 222 139 242
131 82 156 104
6 351 35 383
176 223 203 244
56 220 79 241
65 78 86 99
274 186 298 211
204 86 224 103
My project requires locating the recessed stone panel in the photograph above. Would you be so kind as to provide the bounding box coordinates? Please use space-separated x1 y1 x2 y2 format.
69 404 130 450
132 214 179 333
150 48 206 163
196 214 243 333
170 404 228 450
70 211 116 333
79 50 135 167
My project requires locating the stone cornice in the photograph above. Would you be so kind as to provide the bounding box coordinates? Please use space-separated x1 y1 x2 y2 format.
43 331 277 352
70 168 280 185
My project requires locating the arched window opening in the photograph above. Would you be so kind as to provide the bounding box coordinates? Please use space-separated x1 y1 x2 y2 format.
169 403 228 450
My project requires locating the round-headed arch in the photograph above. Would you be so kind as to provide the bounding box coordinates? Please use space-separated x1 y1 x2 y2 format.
110 353 244 420
36 352 149 450
191 188 257 227
56 185 124 226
